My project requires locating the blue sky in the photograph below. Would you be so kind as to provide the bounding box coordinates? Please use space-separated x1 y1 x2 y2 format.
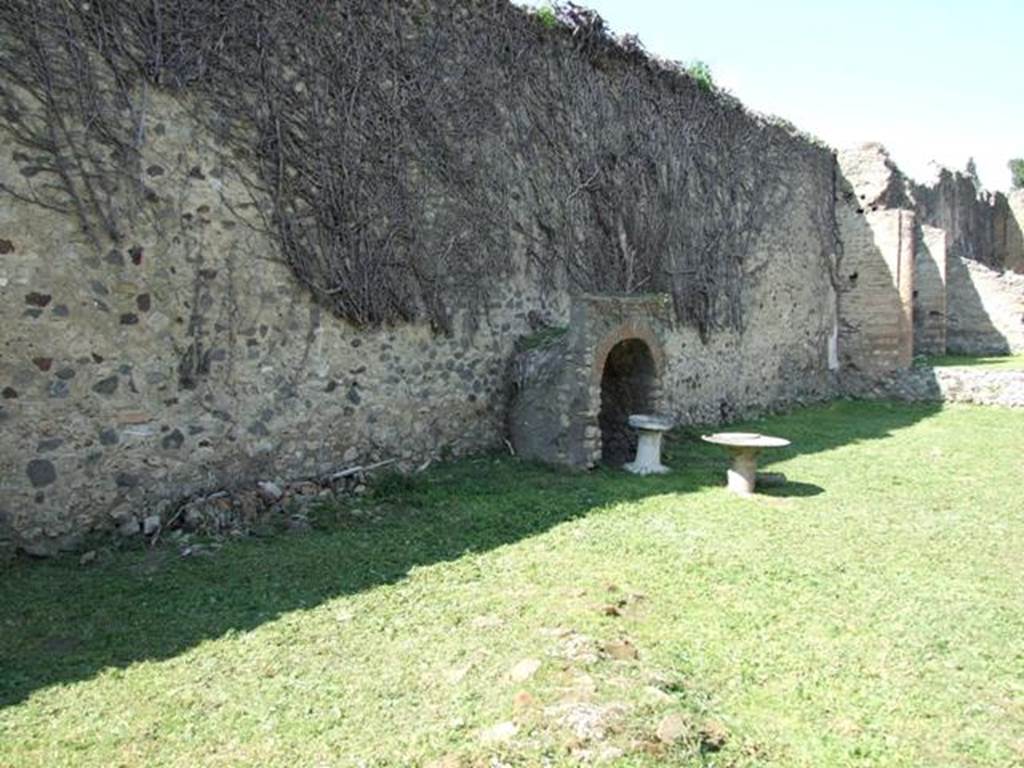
517 1 1022 190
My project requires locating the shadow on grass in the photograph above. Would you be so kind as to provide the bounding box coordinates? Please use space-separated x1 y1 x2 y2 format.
760 481 825 498
915 354 1024 370
0 400 940 708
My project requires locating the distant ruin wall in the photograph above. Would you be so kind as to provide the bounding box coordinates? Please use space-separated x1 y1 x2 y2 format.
836 204 914 373
1001 191 1024 274
0 2 839 555
914 174 1024 355
835 146 915 372
913 225 948 356
945 257 1024 355
839 144 1024 359
913 172 1003 270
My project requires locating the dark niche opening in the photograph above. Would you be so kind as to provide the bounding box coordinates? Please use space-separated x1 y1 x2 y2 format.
598 338 657 466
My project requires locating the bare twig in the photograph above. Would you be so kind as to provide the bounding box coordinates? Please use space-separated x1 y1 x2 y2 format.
0 0 833 339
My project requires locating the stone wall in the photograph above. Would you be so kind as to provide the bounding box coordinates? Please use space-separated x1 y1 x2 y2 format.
0 4 840 556
844 366 1024 408
913 225 948 355
838 143 1024 359
835 146 916 372
835 203 914 373
1001 191 1024 274
0 97 558 554
511 269 839 470
907 163 1024 280
510 295 672 469
5 5 1021 558
945 256 1024 354
913 170 1003 270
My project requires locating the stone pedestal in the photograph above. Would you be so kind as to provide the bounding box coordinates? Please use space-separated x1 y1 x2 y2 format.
726 447 759 494
623 414 673 476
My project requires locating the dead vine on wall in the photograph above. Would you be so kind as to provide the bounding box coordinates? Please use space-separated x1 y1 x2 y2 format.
0 0 834 338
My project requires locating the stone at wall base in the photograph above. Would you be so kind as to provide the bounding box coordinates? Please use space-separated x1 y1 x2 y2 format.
142 515 162 536
17 532 83 558
841 366 1024 407
118 518 141 537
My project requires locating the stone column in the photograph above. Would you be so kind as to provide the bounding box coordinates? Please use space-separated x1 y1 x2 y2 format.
726 448 759 495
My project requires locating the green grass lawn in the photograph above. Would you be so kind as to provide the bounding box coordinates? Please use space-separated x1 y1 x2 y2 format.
917 353 1024 371
2 402 1023 767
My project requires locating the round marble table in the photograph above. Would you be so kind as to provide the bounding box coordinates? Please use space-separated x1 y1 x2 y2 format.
623 414 674 476
701 432 791 495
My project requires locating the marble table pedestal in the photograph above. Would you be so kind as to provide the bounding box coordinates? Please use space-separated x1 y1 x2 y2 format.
623 414 674 476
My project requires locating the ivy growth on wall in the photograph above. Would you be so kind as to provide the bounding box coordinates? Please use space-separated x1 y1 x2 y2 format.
0 0 836 339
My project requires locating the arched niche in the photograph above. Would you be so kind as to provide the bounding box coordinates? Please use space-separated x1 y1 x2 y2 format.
597 337 660 466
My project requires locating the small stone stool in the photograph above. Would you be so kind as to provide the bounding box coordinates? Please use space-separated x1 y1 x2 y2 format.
623 414 673 475
700 432 791 495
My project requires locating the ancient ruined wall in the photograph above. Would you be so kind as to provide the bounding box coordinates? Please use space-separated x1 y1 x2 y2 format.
835 205 914 372
835 146 915 372
0 3 840 556
914 175 1024 355
945 256 1024 355
913 171 1001 269
913 225 948 356
1000 191 1024 274
658 190 839 421
512 220 839 469
510 295 671 469
0 95 560 555
908 168 1024 278
838 143 1024 359
839 143 1023 275
836 144 915 211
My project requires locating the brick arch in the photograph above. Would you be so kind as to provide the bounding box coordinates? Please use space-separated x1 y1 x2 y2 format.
592 323 665 466
591 321 665 385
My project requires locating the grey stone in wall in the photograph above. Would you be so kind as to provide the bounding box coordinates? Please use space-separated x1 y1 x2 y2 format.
509 332 574 466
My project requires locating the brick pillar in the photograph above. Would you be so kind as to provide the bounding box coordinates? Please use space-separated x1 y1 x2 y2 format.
895 210 915 367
